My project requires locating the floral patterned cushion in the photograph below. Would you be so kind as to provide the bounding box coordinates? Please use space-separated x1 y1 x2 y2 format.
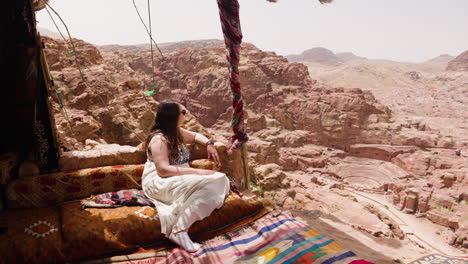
5 160 220 209
0 207 65 264
6 164 144 208
60 194 267 262
189 159 221 172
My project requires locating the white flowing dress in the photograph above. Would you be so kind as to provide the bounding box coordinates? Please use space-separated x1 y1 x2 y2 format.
142 139 229 237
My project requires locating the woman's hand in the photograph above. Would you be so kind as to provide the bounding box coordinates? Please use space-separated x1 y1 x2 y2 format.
207 145 221 164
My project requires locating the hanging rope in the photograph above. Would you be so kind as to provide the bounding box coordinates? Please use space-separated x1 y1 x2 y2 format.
130 0 164 59
131 0 191 101
44 6 67 41
217 0 248 152
43 5 76 136
43 2 87 93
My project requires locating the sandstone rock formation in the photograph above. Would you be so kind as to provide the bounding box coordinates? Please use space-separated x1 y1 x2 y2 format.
290 46 468 253
447 50 468 71
98 39 225 55
302 50 468 146
43 36 103 71
42 36 467 254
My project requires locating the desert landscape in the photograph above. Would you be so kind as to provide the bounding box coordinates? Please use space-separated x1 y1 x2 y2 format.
39 28 467 263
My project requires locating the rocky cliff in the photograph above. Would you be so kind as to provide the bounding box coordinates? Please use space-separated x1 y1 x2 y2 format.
42 36 467 255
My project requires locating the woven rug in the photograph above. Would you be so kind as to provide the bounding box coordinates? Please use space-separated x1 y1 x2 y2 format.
119 211 374 264
408 254 468 264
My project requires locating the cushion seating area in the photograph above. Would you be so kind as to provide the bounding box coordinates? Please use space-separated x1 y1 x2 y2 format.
0 159 268 264
6 164 145 208
1 194 267 264
61 195 267 263
6 159 221 209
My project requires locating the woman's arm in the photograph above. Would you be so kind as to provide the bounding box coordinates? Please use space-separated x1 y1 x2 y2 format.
180 128 220 164
150 135 214 177
180 128 210 145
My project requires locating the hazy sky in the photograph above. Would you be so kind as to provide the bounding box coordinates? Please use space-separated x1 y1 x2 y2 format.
36 0 468 62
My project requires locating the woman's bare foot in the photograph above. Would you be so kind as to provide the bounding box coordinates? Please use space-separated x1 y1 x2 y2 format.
169 231 201 252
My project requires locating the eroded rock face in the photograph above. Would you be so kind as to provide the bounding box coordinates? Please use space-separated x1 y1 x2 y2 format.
42 37 468 253
44 36 456 152
305 55 468 140
43 36 103 71
253 163 289 191
450 228 468 249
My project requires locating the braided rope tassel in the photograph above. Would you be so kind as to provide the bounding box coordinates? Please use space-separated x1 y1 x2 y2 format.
217 0 249 152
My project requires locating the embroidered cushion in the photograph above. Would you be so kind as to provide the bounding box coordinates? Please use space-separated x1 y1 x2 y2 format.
61 202 163 262
0 207 65 263
189 159 221 172
6 161 219 209
60 194 268 262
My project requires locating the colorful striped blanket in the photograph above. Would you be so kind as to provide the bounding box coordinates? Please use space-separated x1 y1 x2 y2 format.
130 212 374 264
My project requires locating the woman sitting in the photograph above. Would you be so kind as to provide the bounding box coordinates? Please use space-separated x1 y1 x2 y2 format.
142 100 230 252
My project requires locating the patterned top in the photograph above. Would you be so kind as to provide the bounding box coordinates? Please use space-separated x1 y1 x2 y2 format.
169 143 191 165
147 134 190 165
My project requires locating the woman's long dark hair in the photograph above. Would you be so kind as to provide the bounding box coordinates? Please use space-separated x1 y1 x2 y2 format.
144 100 182 160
